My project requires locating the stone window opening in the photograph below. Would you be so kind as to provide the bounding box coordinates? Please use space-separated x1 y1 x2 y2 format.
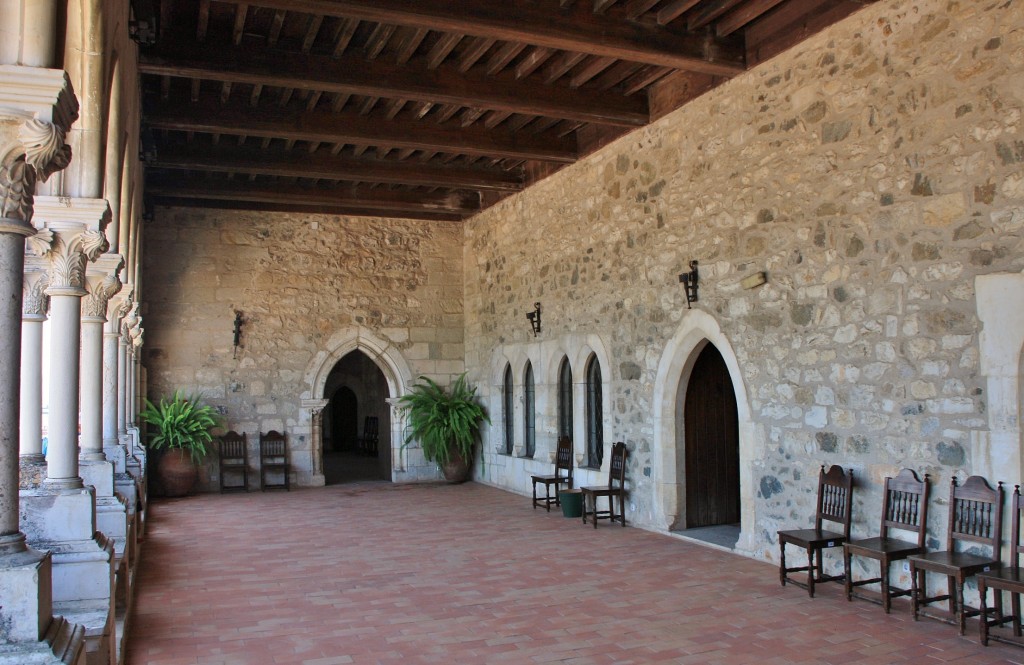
523 361 535 458
558 356 573 443
585 354 603 469
502 363 514 456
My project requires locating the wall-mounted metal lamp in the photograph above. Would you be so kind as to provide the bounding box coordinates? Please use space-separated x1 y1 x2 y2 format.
526 302 542 336
678 260 699 309
233 311 244 358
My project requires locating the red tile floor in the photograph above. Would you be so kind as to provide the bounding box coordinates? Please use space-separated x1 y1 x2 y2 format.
126 482 1024 664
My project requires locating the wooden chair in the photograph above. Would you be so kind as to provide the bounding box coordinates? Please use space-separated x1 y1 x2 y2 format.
909 475 1003 635
218 431 248 493
531 436 574 512
259 430 290 491
778 464 854 597
844 469 930 612
357 416 379 457
581 442 627 528
978 485 1022 645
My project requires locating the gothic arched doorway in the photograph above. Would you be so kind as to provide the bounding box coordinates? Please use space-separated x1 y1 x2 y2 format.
678 343 739 531
322 350 391 484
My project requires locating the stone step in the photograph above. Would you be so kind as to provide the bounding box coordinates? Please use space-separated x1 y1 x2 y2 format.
0 615 86 665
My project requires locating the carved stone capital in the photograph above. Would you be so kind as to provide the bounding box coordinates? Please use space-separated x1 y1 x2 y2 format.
22 269 49 320
82 254 125 320
31 199 112 296
106 288 134 334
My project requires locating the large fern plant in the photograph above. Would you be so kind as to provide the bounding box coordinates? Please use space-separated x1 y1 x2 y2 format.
139 391 222 464
399 374 489 468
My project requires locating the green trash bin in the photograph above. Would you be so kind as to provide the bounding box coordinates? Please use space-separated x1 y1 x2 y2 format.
559 489 583 518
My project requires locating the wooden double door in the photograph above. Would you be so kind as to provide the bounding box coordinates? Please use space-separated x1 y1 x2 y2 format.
678 344 739 529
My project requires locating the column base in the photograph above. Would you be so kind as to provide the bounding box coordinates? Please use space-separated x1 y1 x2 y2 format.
20 486 97 543
101 442 125 474
0 547 51 641
79 460 114 497
0 615 86 665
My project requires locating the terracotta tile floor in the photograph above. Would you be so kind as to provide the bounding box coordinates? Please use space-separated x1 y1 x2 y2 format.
126 482 1024 664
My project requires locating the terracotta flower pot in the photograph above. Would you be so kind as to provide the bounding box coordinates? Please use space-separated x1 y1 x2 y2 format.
441 447 470 483
159 449 198 497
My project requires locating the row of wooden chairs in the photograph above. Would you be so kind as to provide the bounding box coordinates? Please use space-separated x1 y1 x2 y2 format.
356 416 379 456
779 465 1023 645
218 430 290 492
529 437 628 528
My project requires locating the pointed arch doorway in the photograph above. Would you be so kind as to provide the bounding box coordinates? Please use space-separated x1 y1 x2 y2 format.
322 350 391 484
677 343 740 535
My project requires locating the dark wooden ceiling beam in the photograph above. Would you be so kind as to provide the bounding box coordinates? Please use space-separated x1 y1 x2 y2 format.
208 0 745 75
140 40 649 126
149 144 519 194
144 97 579 162
716 0 786 37
624 0 660 21
686 0 746 31
151 196 466 221
657 0 701 25
147 175 482 215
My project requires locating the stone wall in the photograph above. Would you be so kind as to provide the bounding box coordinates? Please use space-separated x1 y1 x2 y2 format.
142 207 465 489
464 0 1024 562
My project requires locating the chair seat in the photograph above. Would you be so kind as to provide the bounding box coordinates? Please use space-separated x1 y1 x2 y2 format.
581 485 623 496
909 550 1000 576
778 528 847 549
845 536 922 558
532 473 570 484
221 460 246 467
978 565 1024 588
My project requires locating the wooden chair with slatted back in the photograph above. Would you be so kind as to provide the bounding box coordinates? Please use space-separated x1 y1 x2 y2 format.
259 430 290 491
218 431 248 493
531 436 574 512
844 469 930 612
580 442 627 528
979 485 1024 645
778 464 854 597
909 475 1003 635
357 416 379 457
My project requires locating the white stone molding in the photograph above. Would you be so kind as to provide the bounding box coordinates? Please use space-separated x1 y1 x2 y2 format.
650 309 758 555
82 254 124 320
0 66 78 128
21 267 48 319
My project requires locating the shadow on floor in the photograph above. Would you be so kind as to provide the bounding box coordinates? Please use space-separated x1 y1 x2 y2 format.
322 450 387 485
673 523 740 549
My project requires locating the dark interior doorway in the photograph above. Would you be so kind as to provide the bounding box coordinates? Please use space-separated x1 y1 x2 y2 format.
330 387 359 452
322 351 391 484
680 343 739 530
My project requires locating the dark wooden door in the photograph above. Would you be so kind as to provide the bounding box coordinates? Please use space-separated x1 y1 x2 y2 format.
682 344 739 528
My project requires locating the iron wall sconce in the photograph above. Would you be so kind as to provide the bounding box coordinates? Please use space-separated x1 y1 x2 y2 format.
679 260 699 308
233 311 244 358
526 302 542 336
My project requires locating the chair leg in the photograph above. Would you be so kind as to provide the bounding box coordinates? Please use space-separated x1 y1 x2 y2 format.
956 579 967 636
532 481 537 510
1014 592 1022 637
910 565 920 621
779 542 787 587
843 550 853 602
880 557 891 614
593 495 599 529
581 493 588 525
807 546 816 598
619 494 626 527
980 580 990 646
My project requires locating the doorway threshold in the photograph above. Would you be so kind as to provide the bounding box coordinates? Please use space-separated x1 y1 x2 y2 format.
671 524 740 551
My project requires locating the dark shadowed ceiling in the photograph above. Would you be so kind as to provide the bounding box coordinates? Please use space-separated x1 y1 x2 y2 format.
139 0 877 221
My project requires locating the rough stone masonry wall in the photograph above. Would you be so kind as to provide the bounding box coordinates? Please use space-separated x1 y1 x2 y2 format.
142 208 465 490
464 0 1024 562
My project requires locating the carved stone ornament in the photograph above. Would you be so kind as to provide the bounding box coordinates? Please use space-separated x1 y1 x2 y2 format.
22 271 49 318
0 120 71 224
116 291 135 320
25 228 54 257
45 228 110 291
83 271 123 319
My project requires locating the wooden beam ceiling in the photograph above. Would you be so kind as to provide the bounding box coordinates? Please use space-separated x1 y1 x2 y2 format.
139 39 649 127
208 0 747 76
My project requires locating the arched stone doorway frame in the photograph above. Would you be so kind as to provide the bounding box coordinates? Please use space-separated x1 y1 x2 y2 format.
301 326 413 485
652 310 757 554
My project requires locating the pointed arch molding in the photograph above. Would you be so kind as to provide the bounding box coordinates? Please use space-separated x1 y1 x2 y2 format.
651 310 757 553
301 326 414 484
976 272 1024 486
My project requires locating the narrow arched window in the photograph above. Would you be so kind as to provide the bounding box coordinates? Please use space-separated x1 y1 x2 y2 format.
585 355 603 468
523 361 535 458
558 357 573 441
503 364 514 455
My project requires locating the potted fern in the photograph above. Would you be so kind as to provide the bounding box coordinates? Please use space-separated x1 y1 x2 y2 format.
399 374 489 483
139 391 222 496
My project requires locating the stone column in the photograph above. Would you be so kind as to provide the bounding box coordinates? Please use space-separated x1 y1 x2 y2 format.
80 254 122 462
31 197 110 489
102 292 130 466
0 64 79 648
19 268 48 465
